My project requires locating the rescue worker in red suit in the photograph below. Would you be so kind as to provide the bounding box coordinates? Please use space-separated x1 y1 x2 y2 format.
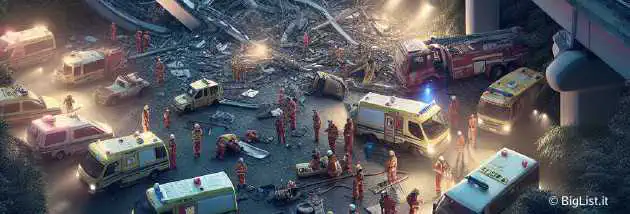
142 105 150 132
434 155 449 195
142 31 150 53
343 152 353 173
325 121 339 153
381 192 397 214
216 136 226 160
313 110 321 143
448 95 460 130
155 57 165 86
386 150 397 184
135 30 142 53
352 163 364 200
468 113 477 148
327 150 342 177
277 88 285 105
192 123 203 158
168 134 176 169
110 22 117 41
303 31 311 55
287 180 297 197
456 131 465 155
235 157 248 187
275 114 286 144
288 98 298 130
343 118 354 155
309 149 321 170
406 188 422 214
163 108 170 129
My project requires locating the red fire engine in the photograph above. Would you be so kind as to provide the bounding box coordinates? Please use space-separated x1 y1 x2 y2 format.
393 27 528 89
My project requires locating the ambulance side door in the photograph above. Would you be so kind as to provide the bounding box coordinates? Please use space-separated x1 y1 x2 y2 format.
384 112 402 144
121 152 139 181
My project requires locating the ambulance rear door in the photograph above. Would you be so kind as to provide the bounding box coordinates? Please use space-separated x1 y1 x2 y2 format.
384 112 402 143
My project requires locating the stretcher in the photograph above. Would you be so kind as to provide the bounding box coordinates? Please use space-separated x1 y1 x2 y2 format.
236 141 269 159
295 156 329 178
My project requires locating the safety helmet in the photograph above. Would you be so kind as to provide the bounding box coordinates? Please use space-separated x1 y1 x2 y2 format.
170 134 175 139
327 150 333 156
327 211 334 214
165 108 170 112
238 157 244 162
349 204 356 211
389 150 395 156
134 130 141 136
66 94 72 99
355 163 362 170
439 155 445 161
144 105 149 110
457 131 462 136
451 95 456 100
194 123 201 129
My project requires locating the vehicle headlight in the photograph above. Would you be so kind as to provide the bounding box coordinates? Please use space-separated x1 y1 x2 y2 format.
477 118 483 125
447 133 452 142
427 145 435 154
541 113 548 120
502 124 511 132
76 169 80 179
533 109 539 116
89 184 96 191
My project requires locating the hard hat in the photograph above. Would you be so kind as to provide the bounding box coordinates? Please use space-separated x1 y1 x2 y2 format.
457 131 462 136
66 94 72 99
238 157 244 162
194 123 201 129
170 134 175 139
134 130 141 136
327 211 334 214
144 105 149 110
451 95 456 100
165 108 170 112
389 150 395 156
327 150 333 156
355 163 362 170
349 204 356 210
439 155 445 161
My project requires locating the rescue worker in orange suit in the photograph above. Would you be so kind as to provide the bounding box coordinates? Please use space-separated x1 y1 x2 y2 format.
245 130 259 143
235 157 248 188
288 98 298 130
63 94 75 114
468 114 477 148
192 123 203 158
406 188 422 214
309 149 321 170
277 88 285 105
163 108 170 129
168 134 176 169
352 163 364 201
381 192 397 214
313 110 321 143
110 22 117 41
155 57 165 86
327 150 342 177
216 136 226 160
448 95 460 130
325 121 339 153
343 152 353 173
456 131 465 157
135 30 142 53
275 114 286 144
142 31 150 53
142 105 150 132
386 150 398 184
434 155 449 195
344 118 354 155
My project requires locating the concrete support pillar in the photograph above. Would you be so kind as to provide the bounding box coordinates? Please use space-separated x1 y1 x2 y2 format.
546 51 625 127
465 0 499 34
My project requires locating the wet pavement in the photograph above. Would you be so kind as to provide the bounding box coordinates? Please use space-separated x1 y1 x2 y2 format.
9 52 559 214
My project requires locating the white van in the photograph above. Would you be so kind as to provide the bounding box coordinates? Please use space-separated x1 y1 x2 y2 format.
26 114 113 160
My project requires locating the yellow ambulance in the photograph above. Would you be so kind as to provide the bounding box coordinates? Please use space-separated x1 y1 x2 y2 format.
352 92 450 157
143 171 238 214
0 85 61 124
77 131 170 193
477 68 547 135
0 26 56 69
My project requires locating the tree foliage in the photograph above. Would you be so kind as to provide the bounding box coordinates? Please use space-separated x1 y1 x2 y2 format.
504 188 568 214
0 120 46 213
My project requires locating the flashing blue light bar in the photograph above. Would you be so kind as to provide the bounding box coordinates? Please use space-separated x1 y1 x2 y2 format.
487 87 513 97
424 87 431 94
419 101 435 114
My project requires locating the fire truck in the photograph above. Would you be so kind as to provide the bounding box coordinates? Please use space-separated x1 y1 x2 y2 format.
52 47 126 86
0 26 56 70
393 27 528 89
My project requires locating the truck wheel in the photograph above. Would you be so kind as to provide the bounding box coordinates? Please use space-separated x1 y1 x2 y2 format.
489 66 506 81
296 202 315 214
54 151 66 160
149 170 159 181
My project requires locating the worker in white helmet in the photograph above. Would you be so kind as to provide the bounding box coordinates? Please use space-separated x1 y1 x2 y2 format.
327 150 342 177
386 150 398 184
192 123 203 158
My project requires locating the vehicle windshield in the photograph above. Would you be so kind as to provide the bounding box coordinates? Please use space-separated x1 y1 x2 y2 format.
434 195 476 214
422 114 448 140
115 79 126 88
478 100 511 121
26 91 45 105
80 152 105 178
186 86 198 97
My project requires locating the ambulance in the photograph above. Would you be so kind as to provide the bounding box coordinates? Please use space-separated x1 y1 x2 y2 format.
433 148 539 214
476 68 547 135
0 85 61 124
77 131 170 193
351 92 450 157
0 26 56 69
52 47 125 85
171 78 224 113
26 114 113 160
144 172 238 214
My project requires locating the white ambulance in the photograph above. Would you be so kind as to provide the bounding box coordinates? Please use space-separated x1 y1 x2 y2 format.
26 114 113 160
143 171 238 214
351 92 450 157
433 148 539 214
0 26 56 69
0 85 61 124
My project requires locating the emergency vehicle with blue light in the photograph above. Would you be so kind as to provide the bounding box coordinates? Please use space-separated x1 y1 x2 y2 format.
0 85 61 124
350 92 450 157
477 67 548 135
0 26 56 69
77 131 170 193
433 148 539 214
27 114 113 160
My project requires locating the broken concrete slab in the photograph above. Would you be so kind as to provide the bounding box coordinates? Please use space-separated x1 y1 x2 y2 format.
170 69 192 78
241 89 259 98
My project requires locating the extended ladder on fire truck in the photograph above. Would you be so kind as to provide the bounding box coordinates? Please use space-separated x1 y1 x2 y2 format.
426 26 523 47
